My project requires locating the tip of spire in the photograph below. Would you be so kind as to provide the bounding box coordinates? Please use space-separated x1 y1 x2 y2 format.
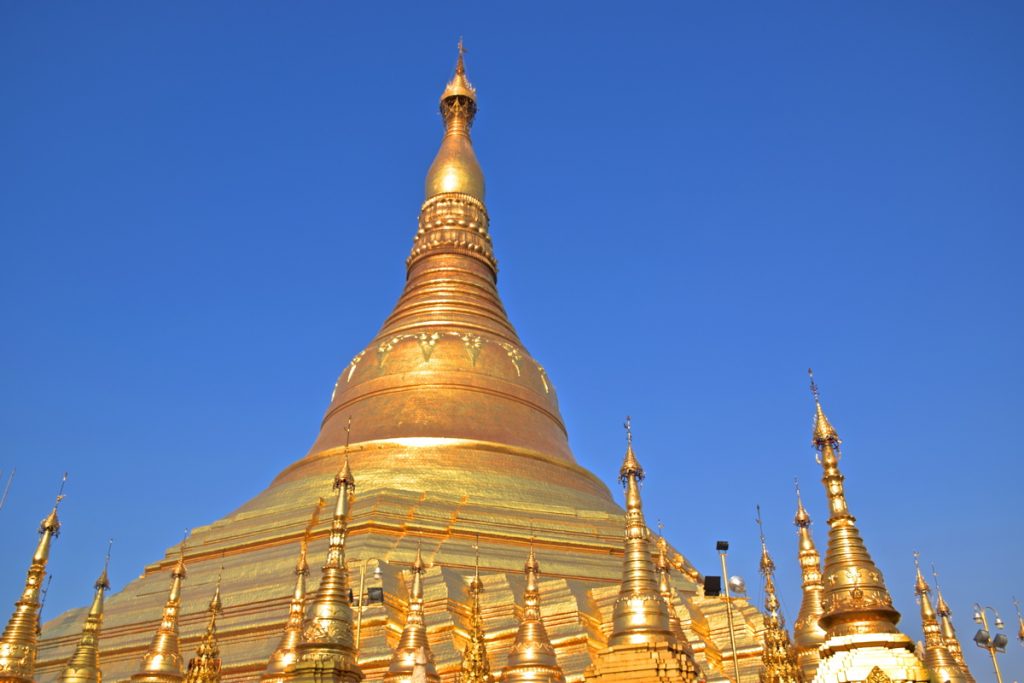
413 542 426 572
441 38 476 103
808 369 841 448
794 479 812 526
913 551 929 595
619 416 645 484
96 539 113 590
335 455 355 490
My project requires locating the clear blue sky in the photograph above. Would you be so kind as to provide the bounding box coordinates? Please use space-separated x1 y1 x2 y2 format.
2 2 1021 678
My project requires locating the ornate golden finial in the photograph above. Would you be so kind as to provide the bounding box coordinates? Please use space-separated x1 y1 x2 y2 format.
287 466 362 682
130 535 189 683
384 543 439 683
791 480 825 681
61 542 112 683
425 41 484 200
459 536 491 683
608 418 673 647
931 565 975 682
261 501 325 683
805 373 928 683
501 547 565 683
755 506 802 683
912 554 967 683
183 576 223 683
0 473 67 683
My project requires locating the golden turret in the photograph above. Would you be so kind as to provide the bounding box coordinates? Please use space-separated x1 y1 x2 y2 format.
262 502 323 683
791 482 825 681
912 554 966 683
183 578 223 683
756 507 802 683
383 545 439 683
656 531 696 663
458 541 491 683
501 546 565 683
61 544 112 683
287 459 363 683
608 419 674 647
131 550 187 683
932 568 975 683
0 478 65 683
424 39 484 201
806 371 927 683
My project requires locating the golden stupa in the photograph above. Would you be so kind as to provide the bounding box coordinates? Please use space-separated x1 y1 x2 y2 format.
32 47 768 683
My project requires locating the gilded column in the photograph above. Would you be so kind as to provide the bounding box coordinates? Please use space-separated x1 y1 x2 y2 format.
912 555 965 683
583 419 699 683
458 545 491 683
131 554 187 683
806 371 927 683
287 459 363 683
61 550 111 683
262 502 324 683
384 546 439 683
791 484 825 681
0 487 64 683
183 580 222 683
501 547 565 683
932 570 975 683
756 508 802 683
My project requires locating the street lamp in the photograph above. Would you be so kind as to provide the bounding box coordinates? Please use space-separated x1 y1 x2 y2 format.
972 603 1008 683
717 540 742 683
354 558 382 654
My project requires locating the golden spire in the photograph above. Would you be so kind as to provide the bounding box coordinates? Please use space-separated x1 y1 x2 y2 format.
608 417 674 647
425 39 484 200
790 481 825 681
131 534 189 683
61 541 112 683
384 544 440 683
655 526 691 653
288 459 362 682
0 474 66 683
501 545 565 683
183 576 223 683
932 566 975 683
459 537 491 683
1014 598 1024 649
807 371 902 637
912 554 965 683
261 501 324 683
756 507 803 683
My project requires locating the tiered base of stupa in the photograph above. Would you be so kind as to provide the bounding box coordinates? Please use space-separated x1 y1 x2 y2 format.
35 440 764 683
812 634 929 683
583 641 701 683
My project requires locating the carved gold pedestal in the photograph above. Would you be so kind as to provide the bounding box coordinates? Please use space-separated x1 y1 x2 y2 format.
583 641 700 683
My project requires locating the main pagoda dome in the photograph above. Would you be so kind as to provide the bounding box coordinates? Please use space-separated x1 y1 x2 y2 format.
34 47 765 683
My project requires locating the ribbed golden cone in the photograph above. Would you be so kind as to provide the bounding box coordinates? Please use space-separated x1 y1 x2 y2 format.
287 465 363 683
791 483 825 681
0 494 63 683
913 556 966 683
183 582 222 683
130 556 187 683
501 548 564 683
60 559 110 683
384 546 439 683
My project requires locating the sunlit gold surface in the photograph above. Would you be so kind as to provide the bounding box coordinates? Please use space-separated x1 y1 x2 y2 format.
501 549 565 683
911 556 965 683
60 561 109 683
0 498 62 683
807 373 927 683
932 572 975 683
756 511 802 683
791 486 824 681
383 546 439 683
287 464 363 683
34 47 769 683
131 558 187 683
183 582 222 683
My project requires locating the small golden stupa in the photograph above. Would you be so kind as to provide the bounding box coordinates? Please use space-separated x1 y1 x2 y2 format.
790 485 825 682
